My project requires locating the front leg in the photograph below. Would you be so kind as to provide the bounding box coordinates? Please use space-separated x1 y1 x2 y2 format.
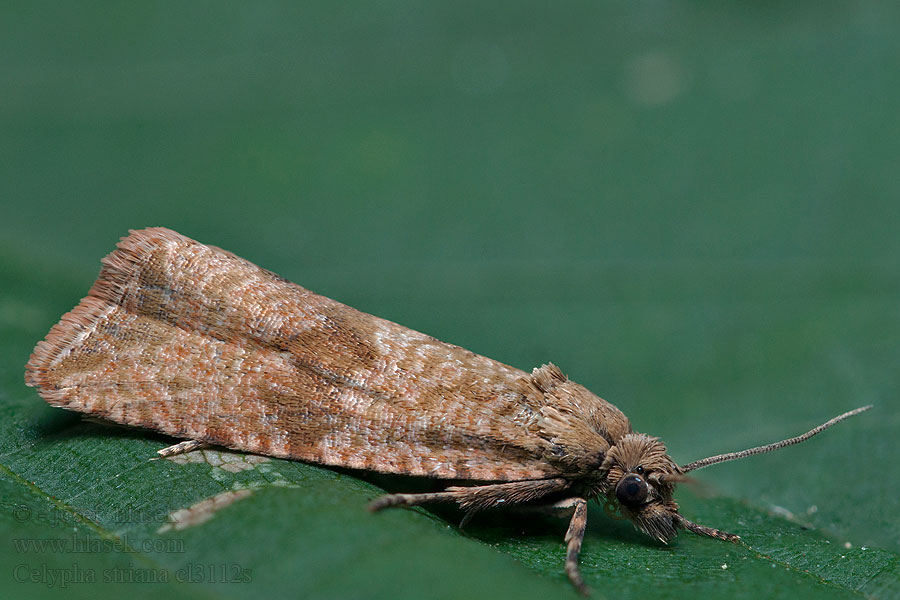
564 497 590 596
673 513 740 543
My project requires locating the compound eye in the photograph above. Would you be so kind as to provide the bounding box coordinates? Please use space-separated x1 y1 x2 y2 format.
615 474 649 507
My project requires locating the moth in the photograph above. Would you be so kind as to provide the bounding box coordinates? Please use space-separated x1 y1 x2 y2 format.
25 228 870 594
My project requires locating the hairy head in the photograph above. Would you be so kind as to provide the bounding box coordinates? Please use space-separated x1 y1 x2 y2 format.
601 433 683 542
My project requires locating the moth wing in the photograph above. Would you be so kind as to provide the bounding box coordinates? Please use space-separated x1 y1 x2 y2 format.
26 228 564 480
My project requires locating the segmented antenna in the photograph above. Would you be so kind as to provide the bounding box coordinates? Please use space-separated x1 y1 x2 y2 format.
680 405 872 473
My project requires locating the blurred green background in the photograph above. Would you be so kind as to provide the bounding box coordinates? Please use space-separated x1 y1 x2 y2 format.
1 2 898 599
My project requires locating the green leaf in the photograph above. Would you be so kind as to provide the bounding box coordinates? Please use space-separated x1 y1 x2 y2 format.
3 239 898 599
1 2 899 599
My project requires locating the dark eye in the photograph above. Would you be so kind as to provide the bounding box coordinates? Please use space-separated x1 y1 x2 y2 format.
616 474 649 507
634 466 644 474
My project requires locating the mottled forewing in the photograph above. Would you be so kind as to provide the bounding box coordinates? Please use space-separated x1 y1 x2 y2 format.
26 228 562 480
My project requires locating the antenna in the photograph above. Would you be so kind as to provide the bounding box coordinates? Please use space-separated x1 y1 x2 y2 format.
680 405 872 473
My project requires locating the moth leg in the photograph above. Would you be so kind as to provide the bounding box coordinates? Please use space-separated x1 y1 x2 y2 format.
454 480 571 528
454 487 578 528
369 478 571 518
368 490 461 511
563 497 590 596
154 440 210 459
674 514 740 543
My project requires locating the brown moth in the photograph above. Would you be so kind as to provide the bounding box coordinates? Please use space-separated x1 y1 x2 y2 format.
25 228 870 594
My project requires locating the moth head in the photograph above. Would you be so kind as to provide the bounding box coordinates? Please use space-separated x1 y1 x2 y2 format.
602 405 871 545
602 433 684 543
